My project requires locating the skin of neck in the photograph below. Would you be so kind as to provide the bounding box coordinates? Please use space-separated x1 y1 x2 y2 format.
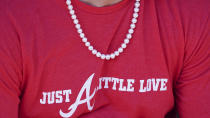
79 0 123 7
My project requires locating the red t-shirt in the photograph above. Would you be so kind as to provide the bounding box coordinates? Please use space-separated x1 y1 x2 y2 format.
0 0 209 118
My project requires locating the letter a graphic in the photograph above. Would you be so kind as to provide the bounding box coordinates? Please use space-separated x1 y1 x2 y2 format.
59 73 97 118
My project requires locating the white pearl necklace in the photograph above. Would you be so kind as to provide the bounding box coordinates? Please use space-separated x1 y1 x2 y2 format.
66 0 141 60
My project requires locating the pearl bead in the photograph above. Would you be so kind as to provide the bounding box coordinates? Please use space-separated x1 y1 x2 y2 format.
124 39 129 44
105 55 111 60
88 46 93 51
132 18 137 23
114 51 120 56
118 48 123 53
121 43 127 48
101 54 105 59
92 50 97 55
68 5 73 10
66 0 71 5
82 38 87 42
73 19 78 24
70 10 75 15
134 8 139 13
135 2 140 7
77 29 82 33
130 23 136 29
85 42 90 47
128 29 134 34
75 24 80 29
96 52 101 57
80 33 85 38
110 54 115 59
127 34 132 39
72 15 76 20
133 13 138 18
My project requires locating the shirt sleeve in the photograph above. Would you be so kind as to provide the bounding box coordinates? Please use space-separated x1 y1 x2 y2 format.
0 7 23 118
175 8 210 118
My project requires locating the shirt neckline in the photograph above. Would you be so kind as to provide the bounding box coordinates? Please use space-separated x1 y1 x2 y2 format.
71 0 131 14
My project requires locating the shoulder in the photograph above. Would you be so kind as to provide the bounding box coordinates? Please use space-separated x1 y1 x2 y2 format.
0 0 39 12
161 0 210 37
175 0 209 18
152 0 209 62
174 0 209 37
0 0 45 21
154 0 209 19
151 0 209 30
174 0 209 63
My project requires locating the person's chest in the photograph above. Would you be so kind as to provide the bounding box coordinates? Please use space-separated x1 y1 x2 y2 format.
18 0 183 117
